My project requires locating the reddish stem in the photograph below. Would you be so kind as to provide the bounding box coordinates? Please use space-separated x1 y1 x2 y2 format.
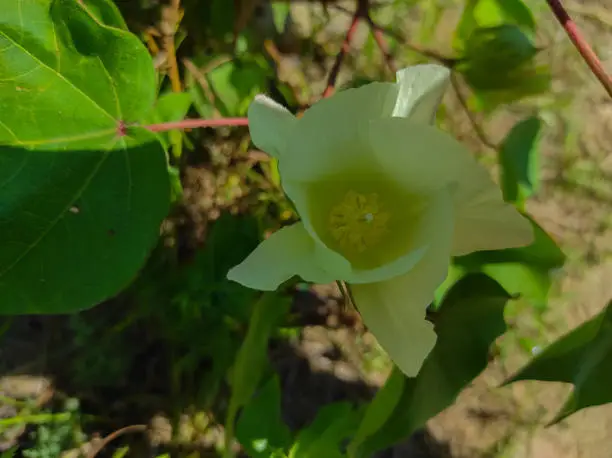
546 0 612 98
366 14 397 74
144 117 248 132
322 6 363 98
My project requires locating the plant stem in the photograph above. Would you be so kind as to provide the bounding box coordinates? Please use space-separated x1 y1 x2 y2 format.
0 412 72 427
322 0 364 97
144 118 248 132
223 405 237 458
546 0 612 98
88 424 147 458
450 74 498 150
366 14 397 74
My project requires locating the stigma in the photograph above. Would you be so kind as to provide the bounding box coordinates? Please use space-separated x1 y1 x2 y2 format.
328 190 390 253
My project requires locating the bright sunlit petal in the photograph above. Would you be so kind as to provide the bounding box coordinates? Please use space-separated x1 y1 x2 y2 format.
350 188 455 377
368 117 532 255
393 64 450 124
279 83 399 182
247 95 296 158
451 191 534 255
227 222 336 290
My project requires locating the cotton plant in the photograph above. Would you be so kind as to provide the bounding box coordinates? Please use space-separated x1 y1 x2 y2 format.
227 64 533 377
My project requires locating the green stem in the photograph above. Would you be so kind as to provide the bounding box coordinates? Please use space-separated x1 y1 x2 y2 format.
223 401 237 458
0 412 71 427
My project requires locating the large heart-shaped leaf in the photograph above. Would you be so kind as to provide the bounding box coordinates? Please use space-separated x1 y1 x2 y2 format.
0 0 169 313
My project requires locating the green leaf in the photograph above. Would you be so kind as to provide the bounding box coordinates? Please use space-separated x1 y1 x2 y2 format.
195 212 262 290
187 57 270 118
454 0 535 50
0 0 169 313
347 367 405 456
456 25 550 111
187 70 216 120
461 25 538 73
508 301 612 422
289 402 362 458
148 91 192 153
236 375 292 457
271 2 291 34
226 292 291 442
500 117 542 206
454 216 565 309
356 274 511 456
0 448 16 458
208 58 271 117
466 64 551 112
81 0 128 30
111 446 130 458
152 92 193 124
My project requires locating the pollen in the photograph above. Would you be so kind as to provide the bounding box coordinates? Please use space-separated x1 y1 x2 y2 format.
329 190 390 253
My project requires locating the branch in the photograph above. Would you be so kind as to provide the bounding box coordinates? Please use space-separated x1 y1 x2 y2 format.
322 5 363 97
365 14 397 74
450 74 498 150
546 0 612 98
87 425 147 458
143 118 248 132
331 3 455 66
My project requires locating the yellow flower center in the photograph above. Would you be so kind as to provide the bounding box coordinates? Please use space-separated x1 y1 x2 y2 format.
328 190 390 253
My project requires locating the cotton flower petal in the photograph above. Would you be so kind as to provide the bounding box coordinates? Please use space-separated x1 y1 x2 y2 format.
247 95 296 159
350 188 455 377
368 118 533 256
280 83 399 182
392 64 450 124
451 191 534 256
227 222 337 290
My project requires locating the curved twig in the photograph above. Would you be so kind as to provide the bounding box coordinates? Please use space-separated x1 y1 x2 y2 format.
87 424 147 458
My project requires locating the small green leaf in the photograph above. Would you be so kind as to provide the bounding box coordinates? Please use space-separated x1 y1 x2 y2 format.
0 0 169 313
152 92 193 124
508 301 612 422
148 91 192 156
188 57 270 118
347 367 405 456
456 25 550 111
187 70 216 119
208 58 271 117
0 448 16 458
461 25 538 73
229 292 289 404
500 116 542 206
467 64 552 112
271 2 291 34
226 292 291 443
454 0 535 50
357 274 512 456
289 402 362 458
236 375 292 457
112 446 130 458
